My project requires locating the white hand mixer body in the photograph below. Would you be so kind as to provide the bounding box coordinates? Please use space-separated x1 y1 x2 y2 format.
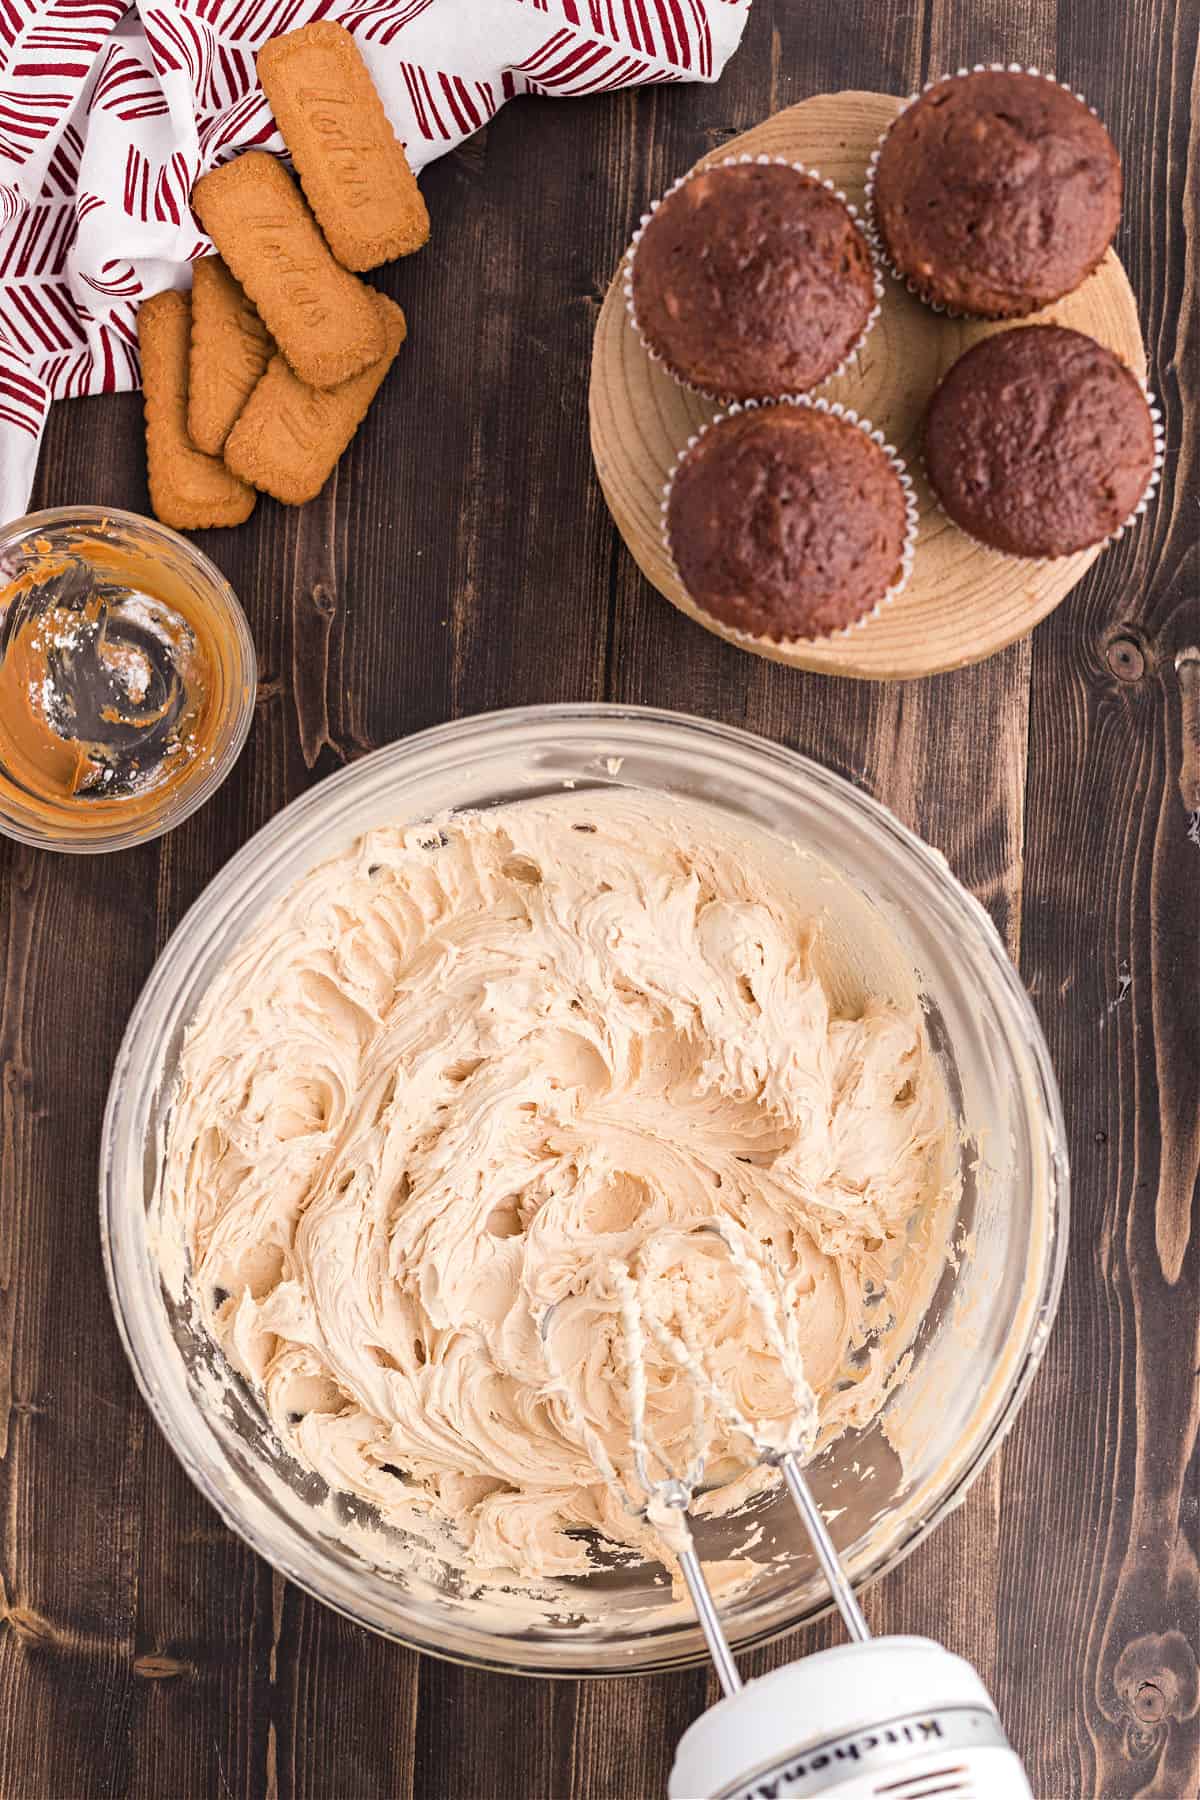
551 1223 1034 1800
669 1635 1032 1800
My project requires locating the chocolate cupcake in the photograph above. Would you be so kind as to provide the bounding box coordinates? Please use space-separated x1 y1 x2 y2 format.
628 158 881 401
868 66 1121 317
923 325 1160 558
664 402 916 642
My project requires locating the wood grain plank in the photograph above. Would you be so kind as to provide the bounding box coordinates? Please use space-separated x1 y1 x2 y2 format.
1001 0 1200 1793
2 351 158 1800
0 836 152 1800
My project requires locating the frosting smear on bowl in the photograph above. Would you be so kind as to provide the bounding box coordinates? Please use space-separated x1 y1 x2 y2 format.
0 551 210 808
159 791 957 1580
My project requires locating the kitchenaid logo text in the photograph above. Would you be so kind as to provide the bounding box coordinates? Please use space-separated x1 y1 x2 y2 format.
734 1719 946 1800
715 1705 1010 1800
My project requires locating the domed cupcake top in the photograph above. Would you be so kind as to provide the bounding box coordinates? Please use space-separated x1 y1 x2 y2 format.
923 325 1158 557
665 403 914 642
869 68 1121 318
630 159 880 401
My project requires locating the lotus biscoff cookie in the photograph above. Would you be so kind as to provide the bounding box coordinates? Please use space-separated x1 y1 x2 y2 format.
256 22 430 270
137 290 256 530
224 292 406 505
187 255 274 454
191 152 385 388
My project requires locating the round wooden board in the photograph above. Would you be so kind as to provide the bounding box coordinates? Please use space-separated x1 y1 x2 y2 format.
589 91 1147 681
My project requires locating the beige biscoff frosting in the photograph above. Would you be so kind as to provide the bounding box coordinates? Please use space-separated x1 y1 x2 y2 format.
159 791 956 1581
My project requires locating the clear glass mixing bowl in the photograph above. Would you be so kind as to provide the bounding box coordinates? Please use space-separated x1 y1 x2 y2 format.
100 705 1068 1676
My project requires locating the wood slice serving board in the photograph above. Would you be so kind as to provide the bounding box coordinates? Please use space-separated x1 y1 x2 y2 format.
589 91 1147 681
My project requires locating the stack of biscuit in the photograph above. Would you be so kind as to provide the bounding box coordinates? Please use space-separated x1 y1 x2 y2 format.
138 22 428 530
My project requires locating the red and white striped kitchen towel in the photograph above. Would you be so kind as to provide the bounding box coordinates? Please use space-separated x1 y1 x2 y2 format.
0 0 750 521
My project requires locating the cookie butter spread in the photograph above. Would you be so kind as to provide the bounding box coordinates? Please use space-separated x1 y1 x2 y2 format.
160 792 957 1581
0 538 218 827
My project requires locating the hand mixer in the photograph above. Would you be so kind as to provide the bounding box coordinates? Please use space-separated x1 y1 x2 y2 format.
594 1225 1035 1800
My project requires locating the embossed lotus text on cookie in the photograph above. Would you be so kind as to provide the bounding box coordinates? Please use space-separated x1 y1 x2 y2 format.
191 152 385 388
224 291 406 504
257 21 430 270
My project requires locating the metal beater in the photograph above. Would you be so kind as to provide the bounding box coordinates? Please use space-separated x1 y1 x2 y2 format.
599 1224 1035 1800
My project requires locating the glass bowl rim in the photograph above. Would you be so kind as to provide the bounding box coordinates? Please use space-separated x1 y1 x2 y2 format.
99 701 1070 1676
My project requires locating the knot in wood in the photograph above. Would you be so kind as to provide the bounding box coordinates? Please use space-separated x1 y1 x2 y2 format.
1106 636 1145 681
133 1652 190 1680
1133 1680 1166 1722
1115 1630 1200 1726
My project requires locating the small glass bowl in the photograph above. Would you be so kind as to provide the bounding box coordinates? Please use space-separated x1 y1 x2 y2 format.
101 706 1069 1677
0 506 256 854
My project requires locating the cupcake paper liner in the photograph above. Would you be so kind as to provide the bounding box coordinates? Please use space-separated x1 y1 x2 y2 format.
921 372 1165 563
624 154 885 404
660 396 920 649
864 63 1108 321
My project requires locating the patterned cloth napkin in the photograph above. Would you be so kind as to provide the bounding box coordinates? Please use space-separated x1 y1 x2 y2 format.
0 0 750 520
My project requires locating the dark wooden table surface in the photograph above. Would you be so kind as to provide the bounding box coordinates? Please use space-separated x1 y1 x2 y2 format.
2 2 1197 1796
